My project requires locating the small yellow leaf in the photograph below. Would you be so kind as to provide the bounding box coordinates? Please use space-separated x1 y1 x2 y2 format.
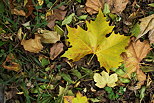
94 71 118 88
72 92 88 103
21 35 43 53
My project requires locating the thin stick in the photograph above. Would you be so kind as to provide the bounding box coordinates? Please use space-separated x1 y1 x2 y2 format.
87 54 95 65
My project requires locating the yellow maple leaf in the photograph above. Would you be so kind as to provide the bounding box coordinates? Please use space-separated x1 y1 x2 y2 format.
93 71 118 88
72 92 88 103
62 10 129 71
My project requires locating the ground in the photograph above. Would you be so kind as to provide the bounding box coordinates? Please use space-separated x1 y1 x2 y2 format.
0 0 154 103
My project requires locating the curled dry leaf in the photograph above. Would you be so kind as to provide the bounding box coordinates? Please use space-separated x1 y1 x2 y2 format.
21 35 43 53
2 54 21 72
50 43 64 60
137 14 154 44
121 37 152 89
85 0 128 15
38 29 60 43
46 6 67 29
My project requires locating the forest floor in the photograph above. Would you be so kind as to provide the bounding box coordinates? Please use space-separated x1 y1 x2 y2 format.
0 0 154 103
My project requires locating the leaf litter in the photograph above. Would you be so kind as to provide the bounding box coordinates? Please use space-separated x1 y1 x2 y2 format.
0 0 154 103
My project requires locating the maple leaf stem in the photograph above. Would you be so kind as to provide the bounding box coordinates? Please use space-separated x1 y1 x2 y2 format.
87 54 95 65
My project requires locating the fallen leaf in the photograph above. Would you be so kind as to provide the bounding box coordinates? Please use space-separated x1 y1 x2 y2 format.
2 54 21 72
62 10 129 72
72 92 88 103
21 35 43 53
50 43 64 60
121 37 152 89
17 27 23 40
46 6 67 29
38 29 60 43
148 29 154 44
22 21 31 30
94 71 118 88
111 0 129 14
11 8 26 16
62 13 75 25
64 96 74 103
85 0 128 15
85 0 103 15
136 14 154 44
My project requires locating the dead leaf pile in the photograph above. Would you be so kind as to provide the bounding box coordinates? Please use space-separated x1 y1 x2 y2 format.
85 0 128 15
137 14 154 44
121 37 152 89
21 30 60 53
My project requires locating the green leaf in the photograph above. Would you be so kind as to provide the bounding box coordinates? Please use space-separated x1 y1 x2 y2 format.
62 13 75 25
148 3 154 7
81 67 93 76
103 3 110 15
119 77 130 83
0 1 5 13
60 73 74 84
71 69 82 79
76 0 81 3
41 58 50 67
140 86 146 102
78 15 88 20
0 41 6 47
130 23 140 37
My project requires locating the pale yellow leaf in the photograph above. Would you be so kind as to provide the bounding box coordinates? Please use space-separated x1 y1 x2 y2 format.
94 71 118 88
38 29 60 43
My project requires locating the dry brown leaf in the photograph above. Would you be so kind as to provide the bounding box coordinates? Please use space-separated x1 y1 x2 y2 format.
11 8 26 16
85 0 103 15
121 37 152 89
38 29 60 43
85 0 128 15
50 43 64 60
2 54 21 72
46 6 67 29
137 14 154 44
21 35 43 53
25 0 34 17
